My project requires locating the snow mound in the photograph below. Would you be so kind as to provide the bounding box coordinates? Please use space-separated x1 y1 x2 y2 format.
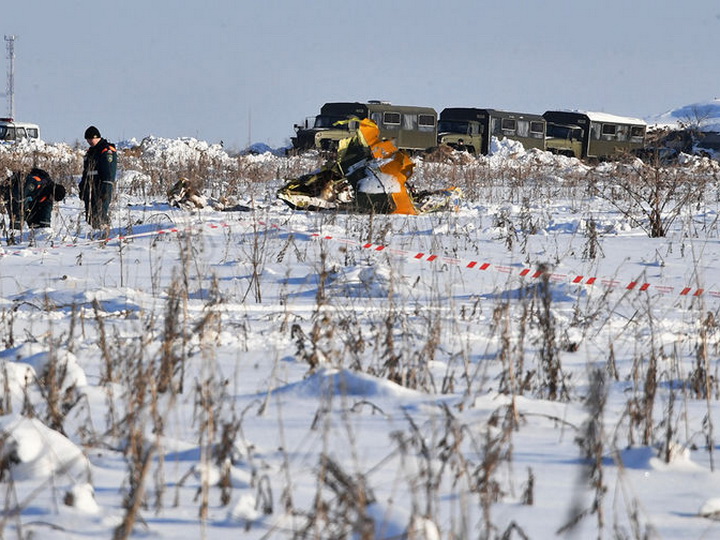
131 135 237 168
9 342 88 390
646 98 720 132
0 137 78 157
0 360 36 401
699 498 720 519
0 138 82 167
64 483 100 514
484 136 591 174
616 443 703 472
273 368 422 399
327 265 394 298
489 136 527 158
0 416 91 482
229 493 264 524
241 142 289 156
191 461 252 489
116 137 141 150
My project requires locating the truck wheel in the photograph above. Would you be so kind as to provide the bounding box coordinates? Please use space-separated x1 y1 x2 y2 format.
320 140 337 152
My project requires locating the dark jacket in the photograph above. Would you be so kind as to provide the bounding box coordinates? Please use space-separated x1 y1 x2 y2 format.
79 138 117 227
1 168 65 229
80 138 117 198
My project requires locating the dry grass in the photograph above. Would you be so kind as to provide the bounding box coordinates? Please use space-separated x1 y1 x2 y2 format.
1 142 720 538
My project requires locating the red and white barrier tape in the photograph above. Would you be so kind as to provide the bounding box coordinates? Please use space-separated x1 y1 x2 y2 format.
300 227 715 299
2 217 715 299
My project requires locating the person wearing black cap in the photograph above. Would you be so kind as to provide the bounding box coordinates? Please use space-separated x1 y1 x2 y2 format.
79 125 117 230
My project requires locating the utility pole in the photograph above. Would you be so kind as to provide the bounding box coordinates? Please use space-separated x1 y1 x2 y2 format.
5 35 16 118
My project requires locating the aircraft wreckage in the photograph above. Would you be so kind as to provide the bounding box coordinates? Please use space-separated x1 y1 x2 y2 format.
277 118 461 214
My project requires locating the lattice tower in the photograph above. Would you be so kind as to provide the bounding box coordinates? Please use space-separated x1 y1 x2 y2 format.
5 35 16 118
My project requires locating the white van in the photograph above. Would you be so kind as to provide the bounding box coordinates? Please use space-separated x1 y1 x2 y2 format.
0 117 41 142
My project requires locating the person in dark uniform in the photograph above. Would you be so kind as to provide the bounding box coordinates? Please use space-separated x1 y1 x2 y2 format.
23 168 66 228
79 125 117 229
1 171 25 229
1 168 65 229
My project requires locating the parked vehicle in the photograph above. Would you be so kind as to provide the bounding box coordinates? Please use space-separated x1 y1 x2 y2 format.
290 103 651 161
543 110 646 159
0 117 41 143
437 108 545 155
291 101 437 153
696 131 720 157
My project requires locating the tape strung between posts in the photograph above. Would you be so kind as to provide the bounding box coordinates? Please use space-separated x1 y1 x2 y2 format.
294 225 713 300
2 217 714 299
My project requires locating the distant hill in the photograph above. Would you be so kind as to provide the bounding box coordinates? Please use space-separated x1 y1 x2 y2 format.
645 98 720 132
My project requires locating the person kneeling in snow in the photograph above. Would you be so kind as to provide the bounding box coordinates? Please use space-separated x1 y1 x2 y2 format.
1 168 66 229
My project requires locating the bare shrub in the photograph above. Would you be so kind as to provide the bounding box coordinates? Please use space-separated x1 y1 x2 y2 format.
493 302 531 399
691 311 717 399
582 215 604 260
157 273 188 394
594 161 707 238
113 339 157 540
560 368 608 536
532 266 569 401
474 406 516 540
298 454 376 539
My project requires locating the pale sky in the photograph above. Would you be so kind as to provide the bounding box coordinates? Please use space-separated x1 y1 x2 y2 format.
3 1 719 150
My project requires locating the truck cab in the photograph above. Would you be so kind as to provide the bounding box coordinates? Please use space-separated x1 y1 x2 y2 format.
543 110 646 159
291 101 437 154
438 108 545 155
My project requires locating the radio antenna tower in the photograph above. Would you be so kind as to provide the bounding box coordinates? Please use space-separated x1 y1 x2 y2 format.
5 35 16 118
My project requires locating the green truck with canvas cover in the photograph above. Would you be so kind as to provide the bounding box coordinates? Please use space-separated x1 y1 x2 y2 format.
437 108 546 155
543 110 646 159
291 101 438 153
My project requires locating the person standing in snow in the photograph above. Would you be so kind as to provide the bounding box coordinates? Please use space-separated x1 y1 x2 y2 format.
79 125 117 230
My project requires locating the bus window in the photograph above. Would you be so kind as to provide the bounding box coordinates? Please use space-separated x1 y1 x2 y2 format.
601 124 618 141
501 118 516 132
2 127 16 140
530 121 544 136
630 126 645 141
383 112 401 126
418 114 436 132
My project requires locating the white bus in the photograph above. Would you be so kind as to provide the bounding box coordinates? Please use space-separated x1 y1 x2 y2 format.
0 117 41 142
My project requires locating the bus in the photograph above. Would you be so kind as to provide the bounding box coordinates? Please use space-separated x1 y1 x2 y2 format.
0 117 41 143
438 108 546 155
291 101 437 153
543 110 646 159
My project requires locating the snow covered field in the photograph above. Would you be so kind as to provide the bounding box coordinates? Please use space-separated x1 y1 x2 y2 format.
2 132 720 539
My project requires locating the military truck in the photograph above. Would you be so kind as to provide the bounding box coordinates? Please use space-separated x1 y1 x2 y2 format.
0 117 41 143
437 108 546 155
291 101 437 153
543 110 646 160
